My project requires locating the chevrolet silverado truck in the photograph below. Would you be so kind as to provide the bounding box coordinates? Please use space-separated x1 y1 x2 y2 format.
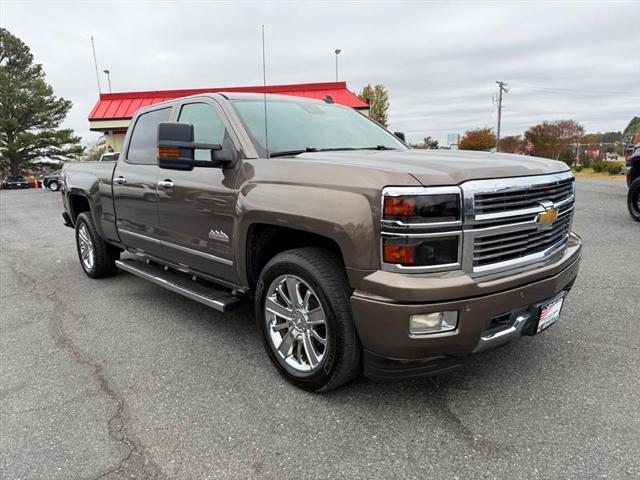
62 93 582 391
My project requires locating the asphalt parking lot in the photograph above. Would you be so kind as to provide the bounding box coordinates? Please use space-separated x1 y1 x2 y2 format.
1 177 638 479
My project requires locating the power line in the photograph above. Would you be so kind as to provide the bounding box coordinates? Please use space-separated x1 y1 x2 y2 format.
510 83 640 97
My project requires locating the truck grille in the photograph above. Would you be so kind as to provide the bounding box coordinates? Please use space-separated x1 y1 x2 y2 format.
474 177 574 214
473 208 572 266
461 171 575 277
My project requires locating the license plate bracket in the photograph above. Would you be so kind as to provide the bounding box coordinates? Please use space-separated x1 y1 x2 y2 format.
534 293 566 334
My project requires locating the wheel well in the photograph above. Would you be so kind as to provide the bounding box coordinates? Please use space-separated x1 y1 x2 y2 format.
246 224 344 290
69 195 91 221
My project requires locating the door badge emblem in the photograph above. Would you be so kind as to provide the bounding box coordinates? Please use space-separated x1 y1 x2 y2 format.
208 229 229 242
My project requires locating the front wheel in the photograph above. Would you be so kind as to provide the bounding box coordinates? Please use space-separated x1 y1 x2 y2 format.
255 247 361 392
75 212 119 278
48 180 60 191
628 178 640 222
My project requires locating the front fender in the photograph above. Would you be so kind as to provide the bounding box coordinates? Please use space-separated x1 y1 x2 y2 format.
234 182 379 282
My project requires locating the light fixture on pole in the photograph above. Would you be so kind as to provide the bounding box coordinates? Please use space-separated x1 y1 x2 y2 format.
103 69 112 93
334 49 341 81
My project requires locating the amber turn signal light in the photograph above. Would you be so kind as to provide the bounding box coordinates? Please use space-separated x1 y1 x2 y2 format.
384 197 416 217
157 147 181 158
383 245 416 265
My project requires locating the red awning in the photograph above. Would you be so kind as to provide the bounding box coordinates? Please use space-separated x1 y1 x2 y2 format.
89 81 368 121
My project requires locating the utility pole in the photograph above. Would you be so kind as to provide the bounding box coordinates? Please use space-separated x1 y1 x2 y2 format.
495 81 508 152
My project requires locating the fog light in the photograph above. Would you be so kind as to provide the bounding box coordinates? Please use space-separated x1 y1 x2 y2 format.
409 311 458 335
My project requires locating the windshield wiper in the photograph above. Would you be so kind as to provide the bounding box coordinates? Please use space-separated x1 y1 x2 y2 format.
353 145 398 150
269 146 397 157
269 147 318 158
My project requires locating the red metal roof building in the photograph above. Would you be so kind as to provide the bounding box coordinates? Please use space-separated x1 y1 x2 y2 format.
88 81 369 152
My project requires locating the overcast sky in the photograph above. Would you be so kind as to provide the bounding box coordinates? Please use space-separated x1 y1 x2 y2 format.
2 0 639 146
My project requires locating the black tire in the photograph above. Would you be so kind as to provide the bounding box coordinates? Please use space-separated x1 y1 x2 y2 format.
48 180 60 191
628 178 640 222
255 247 361 392
75 212 119 278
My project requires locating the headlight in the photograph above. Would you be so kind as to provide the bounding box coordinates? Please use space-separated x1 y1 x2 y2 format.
383 189 461 225
381 186 463 272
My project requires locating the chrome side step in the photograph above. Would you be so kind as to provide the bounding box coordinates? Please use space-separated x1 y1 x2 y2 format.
115 258 243 312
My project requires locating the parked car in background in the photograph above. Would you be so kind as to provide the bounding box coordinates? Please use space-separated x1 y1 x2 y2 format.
625 143 640 221
2 175 29 189
99 152 119 162
40 170 63 191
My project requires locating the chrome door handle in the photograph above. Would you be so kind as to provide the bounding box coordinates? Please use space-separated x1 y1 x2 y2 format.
157 180 174 189
113 176 127 185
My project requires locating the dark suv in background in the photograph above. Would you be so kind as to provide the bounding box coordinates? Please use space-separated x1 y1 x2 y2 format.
625 143 640 221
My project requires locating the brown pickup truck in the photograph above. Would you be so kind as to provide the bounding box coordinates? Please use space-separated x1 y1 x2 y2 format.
62 92 582 391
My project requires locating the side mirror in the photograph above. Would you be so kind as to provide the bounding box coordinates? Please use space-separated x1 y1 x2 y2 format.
394 131 406 142
157 122 235 170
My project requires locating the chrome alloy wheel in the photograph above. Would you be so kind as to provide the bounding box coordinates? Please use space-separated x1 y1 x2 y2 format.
77 224 95 271
264 274 328 374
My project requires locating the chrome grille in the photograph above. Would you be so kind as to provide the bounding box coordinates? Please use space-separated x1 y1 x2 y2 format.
461 171 575 277
473 208 572 266
474 177 574 214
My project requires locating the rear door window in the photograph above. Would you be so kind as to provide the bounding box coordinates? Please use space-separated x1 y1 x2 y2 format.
126 107 172 164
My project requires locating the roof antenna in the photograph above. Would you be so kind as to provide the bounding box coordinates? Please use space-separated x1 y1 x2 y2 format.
90 36 102 95
261 25 269 158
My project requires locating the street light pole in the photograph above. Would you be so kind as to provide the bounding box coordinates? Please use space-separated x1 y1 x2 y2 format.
103 69 112 93
334 49 341 81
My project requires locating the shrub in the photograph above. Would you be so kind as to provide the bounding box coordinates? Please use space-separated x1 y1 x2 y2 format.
581 157 592 168
605 161 624 175
592 160 605 173
573 166 583 172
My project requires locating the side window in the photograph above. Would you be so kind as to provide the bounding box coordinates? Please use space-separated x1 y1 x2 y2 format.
178 103 231 161
126 107 172 164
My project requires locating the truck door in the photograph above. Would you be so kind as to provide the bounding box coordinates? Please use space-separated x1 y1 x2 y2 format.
155 100 241 283
113 107 172 258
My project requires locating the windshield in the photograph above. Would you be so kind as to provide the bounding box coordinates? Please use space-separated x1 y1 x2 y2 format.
231 98 406 157
7 176 25 181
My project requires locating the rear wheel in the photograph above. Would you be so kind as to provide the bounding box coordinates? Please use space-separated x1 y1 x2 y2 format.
628 178 640 222
48 180 60 191
75 212 119 278
255 247 361 392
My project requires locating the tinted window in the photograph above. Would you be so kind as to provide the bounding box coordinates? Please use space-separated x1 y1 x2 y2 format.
231 98 405 158
127 107 172 164
178 103 232 161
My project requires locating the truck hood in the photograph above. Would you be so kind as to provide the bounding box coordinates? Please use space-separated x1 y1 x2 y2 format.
294 149 568 186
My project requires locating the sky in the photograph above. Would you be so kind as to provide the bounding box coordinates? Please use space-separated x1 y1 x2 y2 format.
2 0 639 146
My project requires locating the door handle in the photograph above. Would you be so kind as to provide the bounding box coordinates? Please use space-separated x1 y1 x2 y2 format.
113 176 127 185
157 179 174 189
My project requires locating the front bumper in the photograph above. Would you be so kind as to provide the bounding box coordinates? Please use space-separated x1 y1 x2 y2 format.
350 234 582 380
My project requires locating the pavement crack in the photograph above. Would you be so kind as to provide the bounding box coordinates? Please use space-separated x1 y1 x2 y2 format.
47 294 168 480
3 240 167 480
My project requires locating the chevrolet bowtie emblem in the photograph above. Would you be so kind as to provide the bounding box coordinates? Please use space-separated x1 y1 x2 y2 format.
537 204 558 228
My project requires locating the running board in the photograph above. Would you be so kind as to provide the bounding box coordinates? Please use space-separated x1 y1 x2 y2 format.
115 258 243 312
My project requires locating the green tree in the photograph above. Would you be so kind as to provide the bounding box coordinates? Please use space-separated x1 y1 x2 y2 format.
459 127 496 151
410 136 439 149
623 116 640 143
0 28 83 176
358 84 389 127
